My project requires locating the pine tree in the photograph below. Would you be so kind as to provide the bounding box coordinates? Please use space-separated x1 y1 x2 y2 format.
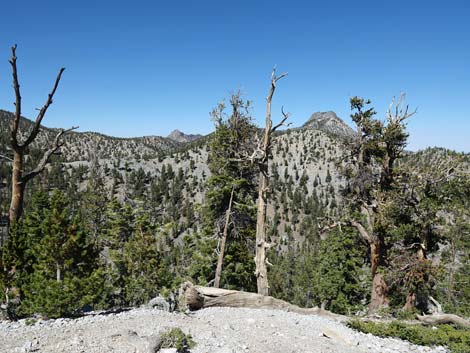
100 198 134 306
122 211 171 305
204 92 257 290
344 95 415 312
1 191 51 317
315 227 369 314
18 190 107 318
388 157 470 313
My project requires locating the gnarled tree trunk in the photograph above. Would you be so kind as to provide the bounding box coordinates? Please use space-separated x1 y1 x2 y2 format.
369 241 389 312
180 282 345 321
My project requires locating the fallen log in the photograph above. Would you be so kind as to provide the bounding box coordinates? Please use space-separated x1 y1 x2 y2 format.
179 282 346 322
416 313 470 328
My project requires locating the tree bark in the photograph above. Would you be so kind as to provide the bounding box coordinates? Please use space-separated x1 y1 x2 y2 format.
255 167 270 295
369 241 389 312
351 220 389 312
9 151 25 224
214 185 235 288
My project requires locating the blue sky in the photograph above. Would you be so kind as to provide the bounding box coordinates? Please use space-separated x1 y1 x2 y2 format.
0 0 469 151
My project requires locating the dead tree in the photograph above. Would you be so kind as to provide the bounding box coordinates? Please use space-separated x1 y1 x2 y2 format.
7 45 77 224
416 313 470 328
254 68 289 296
180 282 345 321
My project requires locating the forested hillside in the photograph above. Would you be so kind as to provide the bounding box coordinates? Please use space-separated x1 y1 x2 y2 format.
0 98 469 322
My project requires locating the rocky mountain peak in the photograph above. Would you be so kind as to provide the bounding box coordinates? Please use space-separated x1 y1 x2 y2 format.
302 111 356 139
166 129 203 143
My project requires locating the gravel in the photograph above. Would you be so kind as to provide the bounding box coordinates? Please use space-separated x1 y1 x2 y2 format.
0 307 448 353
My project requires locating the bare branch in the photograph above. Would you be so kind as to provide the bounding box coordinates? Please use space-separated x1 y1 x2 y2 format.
386 93 417 125
21 67 66 148
9 44 21 151
22 126 78 183
350 220 372 243
0 154 14 162
429 296 443 314
267 67 287 103
271 106 291 132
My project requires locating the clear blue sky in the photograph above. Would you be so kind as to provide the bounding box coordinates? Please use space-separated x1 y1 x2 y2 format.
1 0 469 151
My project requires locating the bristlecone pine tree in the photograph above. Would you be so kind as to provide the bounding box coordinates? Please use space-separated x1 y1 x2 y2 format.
386 151 470 312
344 94 415 312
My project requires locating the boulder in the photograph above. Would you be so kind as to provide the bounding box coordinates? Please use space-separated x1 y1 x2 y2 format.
147 295 171 312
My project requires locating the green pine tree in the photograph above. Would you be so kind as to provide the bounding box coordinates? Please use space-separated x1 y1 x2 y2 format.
315 227 369 314
122 211 172 305
18 190 107 318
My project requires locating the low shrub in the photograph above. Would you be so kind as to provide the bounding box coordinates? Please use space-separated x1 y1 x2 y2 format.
160 327 196 353
348 319 470 353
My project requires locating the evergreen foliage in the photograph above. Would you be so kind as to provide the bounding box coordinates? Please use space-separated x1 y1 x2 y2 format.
315 228 369 314
4 191 107 318
121 212 172 306
201 92 257 290
0 95 469 322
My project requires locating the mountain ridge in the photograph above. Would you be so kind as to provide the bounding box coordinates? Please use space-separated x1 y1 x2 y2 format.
1 109 356 144
302 111 356 139
166 129 203 143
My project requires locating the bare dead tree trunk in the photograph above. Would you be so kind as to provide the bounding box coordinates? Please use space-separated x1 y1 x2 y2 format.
417 313 470 328
214 185 235 288
180 282 346 321
255 165 270 296
9 153 25 224
254 69 288 296
7 45 77 225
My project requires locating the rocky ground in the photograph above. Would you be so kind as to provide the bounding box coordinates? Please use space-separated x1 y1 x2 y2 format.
0 307 448 353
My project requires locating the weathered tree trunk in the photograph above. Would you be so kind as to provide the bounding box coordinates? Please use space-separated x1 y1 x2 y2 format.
416 314 470 328
6 45 75 225
180 282 345 321
9 152 25 224
214 185 235 288
255 166 270 296
369 241 389 312
351 220 389 312
254 69 288 296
